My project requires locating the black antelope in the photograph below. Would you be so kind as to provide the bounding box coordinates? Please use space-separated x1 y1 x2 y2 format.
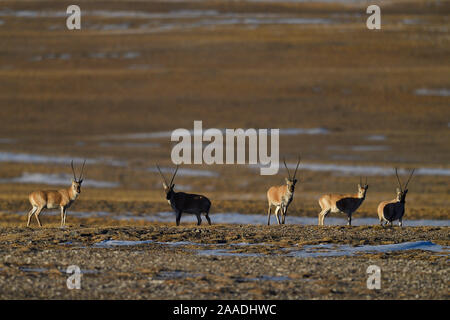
318 177 368 226
377 168 415 227
27 160 85 227
267 157 301 225
156 164 212 226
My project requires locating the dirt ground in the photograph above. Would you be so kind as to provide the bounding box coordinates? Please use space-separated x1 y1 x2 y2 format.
0 0 448 299
0 222 448 299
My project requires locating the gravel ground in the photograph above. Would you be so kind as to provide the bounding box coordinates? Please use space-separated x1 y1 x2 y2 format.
0 224 448 299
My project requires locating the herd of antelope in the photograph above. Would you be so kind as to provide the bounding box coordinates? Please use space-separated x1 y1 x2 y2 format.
25 158 415 228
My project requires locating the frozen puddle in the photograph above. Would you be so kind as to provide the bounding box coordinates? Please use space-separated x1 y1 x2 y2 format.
236 275 291 282
10 210 450 227
0 9 337 29
351 146 390 152
0 151 126 167
0 172 119 188
90 239 448 259
327 145 389 152
287 241 449 258
93 240 153 248
279 162 450 176
415 88 450 97
0 138 15 144
99 142 160 148
88 51 140 59
197 249 264 257
113 211 450 227
366 135 386 141
100 127 330 141
279 128 329 135
147 166 218 177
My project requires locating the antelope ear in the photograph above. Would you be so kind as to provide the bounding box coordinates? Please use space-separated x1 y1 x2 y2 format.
79 179 83 184
358 184 361 189
285 177 289 183
163 182 168 189
404 189 408 193
396 188 401 193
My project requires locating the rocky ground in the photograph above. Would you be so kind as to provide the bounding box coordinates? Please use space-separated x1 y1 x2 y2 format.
0 0 448 300
0 222 448 299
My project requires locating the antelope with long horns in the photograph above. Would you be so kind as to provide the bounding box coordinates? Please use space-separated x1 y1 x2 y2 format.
378 168 415 227
318 177 368 226
267 157 301 225
27 160 86 227
156 164 212 226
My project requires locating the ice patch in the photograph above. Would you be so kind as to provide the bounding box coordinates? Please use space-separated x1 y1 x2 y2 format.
109 211 450 227
148 166 218 177
100 127 329 140
99 142 160 148
287 241 448 258
0 172 119 188
366 135 386 141
280 162 450 176
93 240 153 248
351 146 390 152
415 88 450 97
0 151 126 167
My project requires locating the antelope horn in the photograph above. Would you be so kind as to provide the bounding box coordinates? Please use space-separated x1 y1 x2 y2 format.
293 156 301 179
395 168 403 192
71 160 77 181
283 158 291 180
79 160 86 181
365 176 368 185
404 168 415 190
156 164 169 187
169 165 179 187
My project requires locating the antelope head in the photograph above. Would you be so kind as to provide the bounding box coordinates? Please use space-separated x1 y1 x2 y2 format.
395 168 415 203
71 160 86 195
283 156 301 193
156 164 179 200
358 176 369 198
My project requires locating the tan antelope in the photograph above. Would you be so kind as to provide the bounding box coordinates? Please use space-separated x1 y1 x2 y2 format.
27 160 85 227
156 164 212 226
318 177 368 226
378 168 415 227
267 157 301 225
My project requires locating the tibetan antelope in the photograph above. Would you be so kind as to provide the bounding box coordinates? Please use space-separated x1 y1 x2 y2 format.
378 168 415 227
156 164 212 226
318 177 368 226
27 160 85 227
267 157 301 225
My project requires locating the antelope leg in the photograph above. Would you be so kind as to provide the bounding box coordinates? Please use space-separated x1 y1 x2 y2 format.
175 211 182 226
27 206 37 227
319 209 330 226
35 207 43 227
60 207 65 227
205 213 211 226
275 206 281 225
63 209 67 226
